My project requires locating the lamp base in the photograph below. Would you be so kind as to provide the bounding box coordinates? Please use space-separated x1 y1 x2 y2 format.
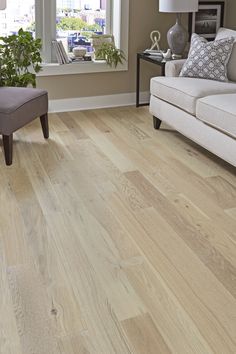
167 14 188 56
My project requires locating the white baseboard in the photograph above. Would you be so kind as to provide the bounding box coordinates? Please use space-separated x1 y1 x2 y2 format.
49 91 150 113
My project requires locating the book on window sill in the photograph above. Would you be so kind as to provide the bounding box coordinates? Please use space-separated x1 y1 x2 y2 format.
52 41 62 64
52 40 71 65
59 41 71 64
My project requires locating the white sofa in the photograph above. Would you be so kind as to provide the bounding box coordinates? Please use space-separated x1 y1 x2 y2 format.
149 28 236 167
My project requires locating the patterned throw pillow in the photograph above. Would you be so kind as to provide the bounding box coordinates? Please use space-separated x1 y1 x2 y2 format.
180 33 234 82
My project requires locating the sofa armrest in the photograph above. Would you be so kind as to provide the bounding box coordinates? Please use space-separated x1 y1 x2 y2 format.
165 59 186 77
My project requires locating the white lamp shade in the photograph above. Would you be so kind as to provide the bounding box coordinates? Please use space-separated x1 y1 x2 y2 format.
0 0 6 10
159 0 198 13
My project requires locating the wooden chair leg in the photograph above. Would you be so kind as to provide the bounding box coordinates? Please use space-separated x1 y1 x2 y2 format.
153 116 162 130
40 113 49 139
2 134 13 166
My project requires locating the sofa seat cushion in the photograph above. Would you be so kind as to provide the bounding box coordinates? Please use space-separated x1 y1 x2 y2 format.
150 77 236 115
196 94 236 138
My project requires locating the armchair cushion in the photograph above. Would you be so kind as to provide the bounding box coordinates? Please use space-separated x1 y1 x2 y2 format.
0 87 48 135
150 76 236 115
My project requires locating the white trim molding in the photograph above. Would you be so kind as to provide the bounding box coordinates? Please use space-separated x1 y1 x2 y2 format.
49 91 150 113
37 60 127 77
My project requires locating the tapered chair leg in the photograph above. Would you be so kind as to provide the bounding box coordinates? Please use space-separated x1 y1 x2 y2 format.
40 113 49 139
153 116 162 130
3 134 13 166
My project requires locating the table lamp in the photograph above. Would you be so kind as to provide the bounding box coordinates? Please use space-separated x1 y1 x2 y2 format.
0 0 6 10
159 0 198 57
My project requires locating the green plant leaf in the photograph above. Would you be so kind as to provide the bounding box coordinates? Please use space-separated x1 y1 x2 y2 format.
95 42 126 68
0 28 42 88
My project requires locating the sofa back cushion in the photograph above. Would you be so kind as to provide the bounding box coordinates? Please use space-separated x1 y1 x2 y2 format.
216 28 236 82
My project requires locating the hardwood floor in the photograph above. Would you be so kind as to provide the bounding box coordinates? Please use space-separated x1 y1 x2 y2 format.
0 106 236 354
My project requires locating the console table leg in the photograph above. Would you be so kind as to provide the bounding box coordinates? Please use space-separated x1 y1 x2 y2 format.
136 54 141 107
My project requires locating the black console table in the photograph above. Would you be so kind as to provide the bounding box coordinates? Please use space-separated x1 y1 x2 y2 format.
136 53 173 107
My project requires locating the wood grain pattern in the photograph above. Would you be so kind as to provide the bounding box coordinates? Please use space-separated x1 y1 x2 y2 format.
108 194 235 353
0 106 236 353
122 314 171 354
125 170 236 299
7 266 59 354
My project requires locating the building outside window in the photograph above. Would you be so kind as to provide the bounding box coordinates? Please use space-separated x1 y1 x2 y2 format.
56 0 108 54
0 0 35 37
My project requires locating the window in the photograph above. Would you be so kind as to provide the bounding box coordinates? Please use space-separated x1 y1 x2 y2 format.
0 0 128 75
0 0 35 37
56 0 110 55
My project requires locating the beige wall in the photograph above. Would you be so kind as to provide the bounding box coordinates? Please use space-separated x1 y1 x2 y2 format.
226 0 236 29
206 0 236 30
37 0 236 100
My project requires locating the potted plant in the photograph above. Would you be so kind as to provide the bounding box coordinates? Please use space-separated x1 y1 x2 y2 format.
91 34 114 53
95 42 125 68
91 34 125 67
0 28 42 88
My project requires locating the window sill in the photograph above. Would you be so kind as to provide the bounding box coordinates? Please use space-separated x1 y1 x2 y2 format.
37 60 128 77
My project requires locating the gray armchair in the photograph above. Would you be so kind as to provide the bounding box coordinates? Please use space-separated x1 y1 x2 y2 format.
0 87 49 165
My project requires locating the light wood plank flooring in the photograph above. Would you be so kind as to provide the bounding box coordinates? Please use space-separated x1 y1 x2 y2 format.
0 106 236 354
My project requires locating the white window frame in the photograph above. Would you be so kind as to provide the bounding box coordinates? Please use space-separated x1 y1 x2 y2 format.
36 0 56 63
36 0 129 77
